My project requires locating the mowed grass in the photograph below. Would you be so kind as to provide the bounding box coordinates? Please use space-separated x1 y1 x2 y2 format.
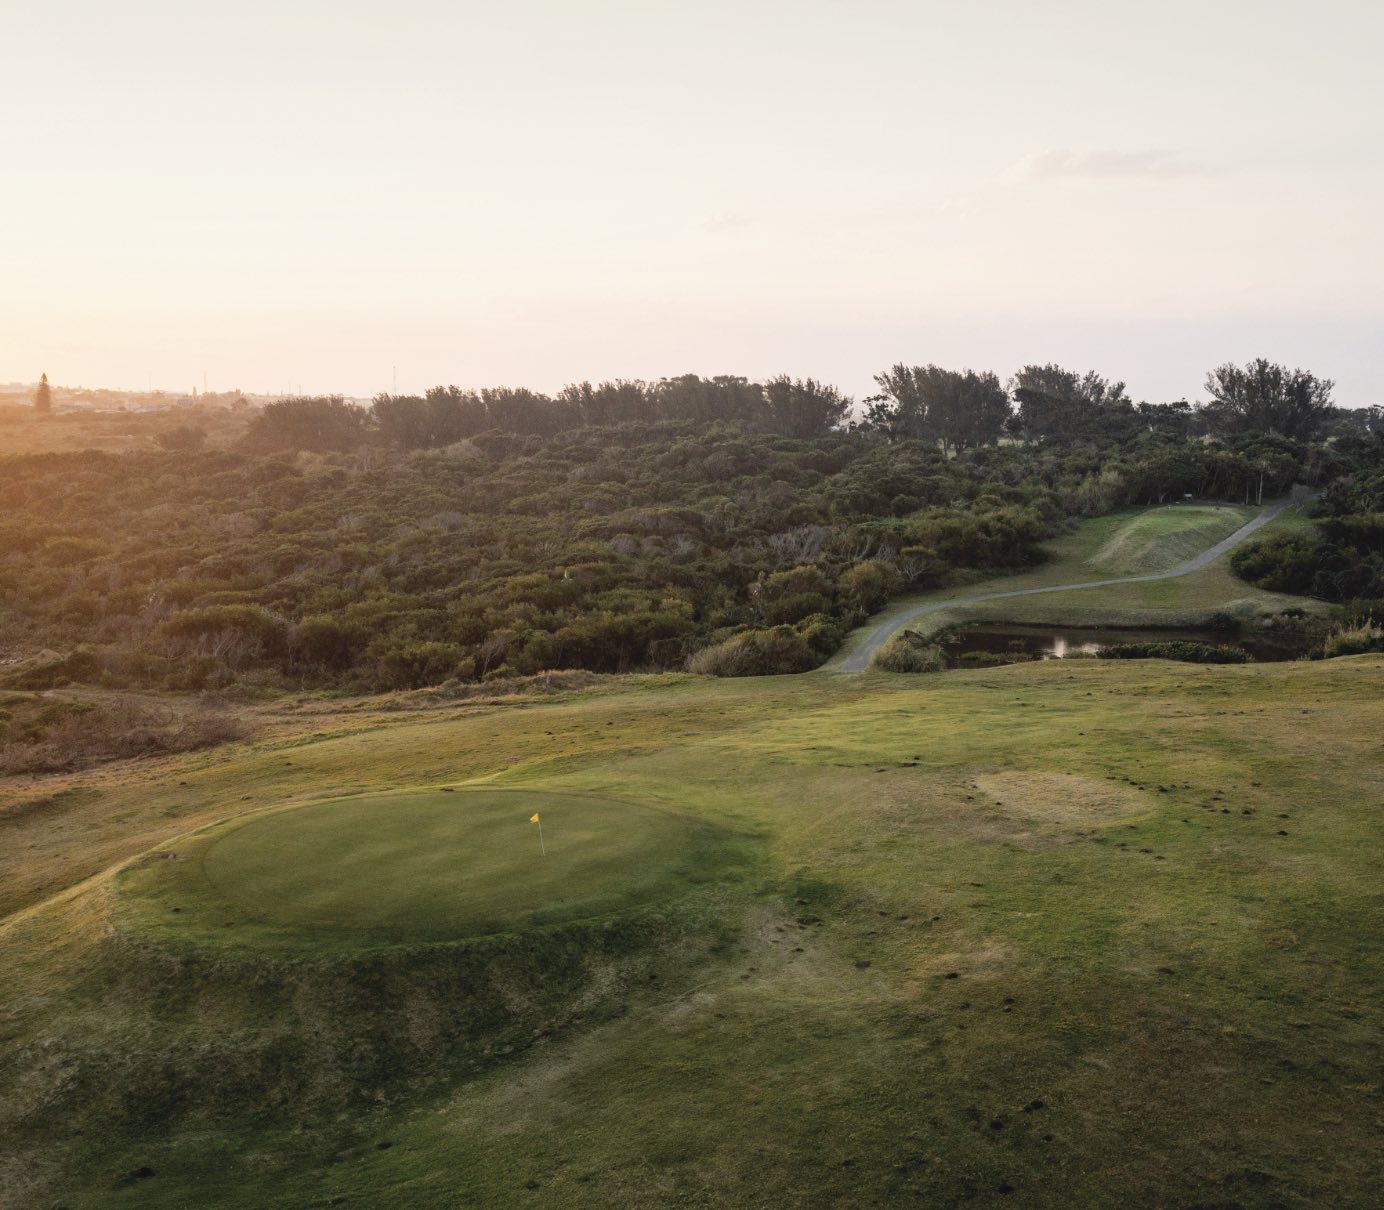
1087 502 1253 574
3 653 1384 1208
120 789 727 951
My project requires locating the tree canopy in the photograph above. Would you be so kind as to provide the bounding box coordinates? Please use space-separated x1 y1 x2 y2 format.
863 365 1009 450
1203 359 1334 441
1010 364 1131 442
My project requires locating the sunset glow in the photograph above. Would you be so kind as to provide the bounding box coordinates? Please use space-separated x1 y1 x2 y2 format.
4 0 1381 401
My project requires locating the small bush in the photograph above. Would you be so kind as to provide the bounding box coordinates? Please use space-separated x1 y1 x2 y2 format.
1 646 103 690
688 627 818 677
957 649 1035 667
837 560 904 613
1316 618 1384 660
1097 641 1251 664
873 632 945 674
762 592 832 626
795 613 845 659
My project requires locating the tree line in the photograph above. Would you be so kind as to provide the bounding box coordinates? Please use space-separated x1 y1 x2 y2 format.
245 375 852 453
240 360 1374 455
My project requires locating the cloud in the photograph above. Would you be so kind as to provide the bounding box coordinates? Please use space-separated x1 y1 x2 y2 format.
699 211 758 233
1018 148 1207 181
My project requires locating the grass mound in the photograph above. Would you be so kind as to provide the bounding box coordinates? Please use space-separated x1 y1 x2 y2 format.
120 788 732 951
1090 504 1251 575
1 876 739 1205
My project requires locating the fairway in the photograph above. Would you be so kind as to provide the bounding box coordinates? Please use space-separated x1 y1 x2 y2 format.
832 500 1320 670
121 788 724 948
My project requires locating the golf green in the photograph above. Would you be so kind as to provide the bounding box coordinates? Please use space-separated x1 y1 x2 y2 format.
121 788 722 948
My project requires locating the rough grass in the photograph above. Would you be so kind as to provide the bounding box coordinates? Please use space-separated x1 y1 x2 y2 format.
3 652 1384 1208
0 693 246 774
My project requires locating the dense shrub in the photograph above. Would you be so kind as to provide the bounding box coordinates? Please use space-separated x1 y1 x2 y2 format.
0 696 246 773
0 408 1359 688
1231 436 1384 604
957 649 1036 667
1231 534 1321 595
838 560 904 612
688 627 819 677
1315 618 1384 659
1097 641 1251 664
0 429 1066 689
872 632 945 673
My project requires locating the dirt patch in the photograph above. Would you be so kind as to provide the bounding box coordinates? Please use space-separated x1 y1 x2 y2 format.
972 772 1150 825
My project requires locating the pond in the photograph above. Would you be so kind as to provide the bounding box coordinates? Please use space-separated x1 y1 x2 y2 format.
945 623 1311 663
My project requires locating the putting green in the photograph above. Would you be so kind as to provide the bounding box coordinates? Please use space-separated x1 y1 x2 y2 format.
120 788 729 949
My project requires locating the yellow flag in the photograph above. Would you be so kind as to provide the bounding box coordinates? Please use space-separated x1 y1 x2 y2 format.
530 812 540 823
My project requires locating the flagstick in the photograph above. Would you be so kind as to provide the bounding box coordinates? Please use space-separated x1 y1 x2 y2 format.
537 818 546 856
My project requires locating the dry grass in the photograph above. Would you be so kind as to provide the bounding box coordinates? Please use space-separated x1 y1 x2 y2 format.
971 771 1152 825
0 405 248 455
0 695 247 775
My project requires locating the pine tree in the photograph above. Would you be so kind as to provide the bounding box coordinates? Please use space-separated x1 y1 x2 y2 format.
34 373 52 415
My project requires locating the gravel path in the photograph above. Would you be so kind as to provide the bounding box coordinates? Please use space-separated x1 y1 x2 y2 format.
834 501 1291 673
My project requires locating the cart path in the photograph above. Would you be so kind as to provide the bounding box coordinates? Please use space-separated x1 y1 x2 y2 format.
833 500 1292 673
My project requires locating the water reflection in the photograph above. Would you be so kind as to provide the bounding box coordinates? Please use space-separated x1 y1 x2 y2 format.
1046 635 1102 659
949 624 1307 663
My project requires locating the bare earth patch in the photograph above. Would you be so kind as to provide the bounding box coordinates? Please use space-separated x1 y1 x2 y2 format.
973 771 1150 825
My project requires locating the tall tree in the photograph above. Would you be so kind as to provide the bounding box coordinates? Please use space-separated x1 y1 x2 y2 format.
557 379 656 426
425 385 489 436
867 364 1009 451
373 388 487 448
34 373 52 415
242 396 369 452
761 375 851 438
1010 364 1130 442
1203 358 1333 440
479 386 574 436
869 365 931 441
940 367 1011 450
653 375 766 425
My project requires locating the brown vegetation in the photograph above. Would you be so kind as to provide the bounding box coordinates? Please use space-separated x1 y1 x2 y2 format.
0 693 247 774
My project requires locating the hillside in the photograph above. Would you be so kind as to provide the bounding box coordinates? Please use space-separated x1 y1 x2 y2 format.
0 422 1333 695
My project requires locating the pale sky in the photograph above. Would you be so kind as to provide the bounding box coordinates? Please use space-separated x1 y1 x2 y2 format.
3 0 1381 404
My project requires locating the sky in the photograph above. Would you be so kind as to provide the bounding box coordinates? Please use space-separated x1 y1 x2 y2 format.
2 0 1381 405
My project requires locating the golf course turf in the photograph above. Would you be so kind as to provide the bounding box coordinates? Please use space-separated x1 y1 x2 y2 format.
2 502 1381 1208
120 788 730 950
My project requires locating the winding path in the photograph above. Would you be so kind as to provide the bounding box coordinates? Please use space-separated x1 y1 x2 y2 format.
835 501 1291 673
